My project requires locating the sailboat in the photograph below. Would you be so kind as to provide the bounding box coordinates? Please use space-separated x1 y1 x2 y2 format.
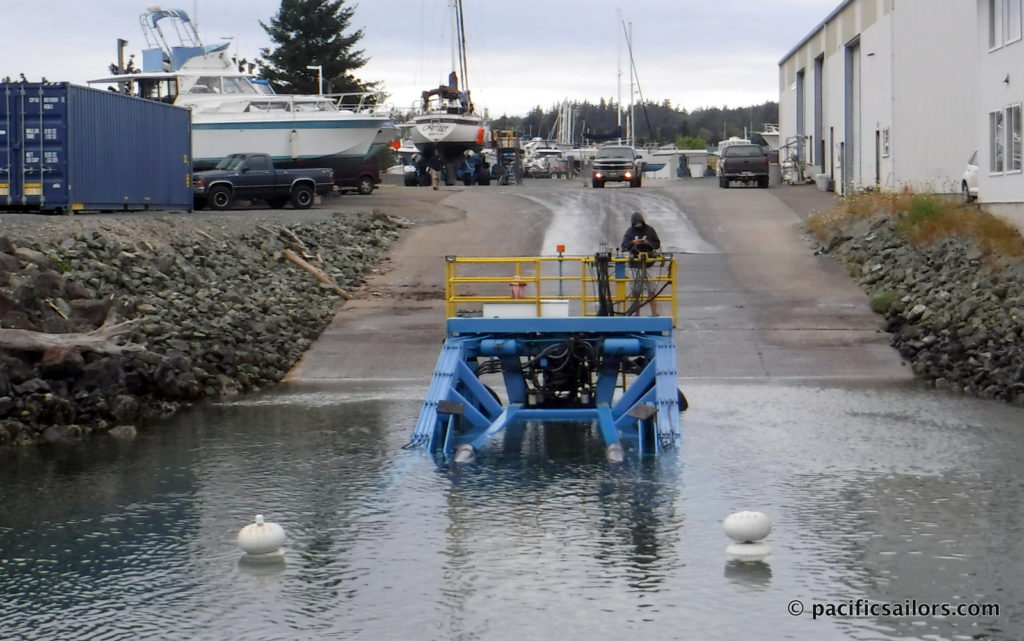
406 0 487 185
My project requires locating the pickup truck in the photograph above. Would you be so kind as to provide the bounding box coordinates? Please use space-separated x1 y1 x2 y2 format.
592 146 643 188
718 144 770 188
192 153 334 210
336 162 381 195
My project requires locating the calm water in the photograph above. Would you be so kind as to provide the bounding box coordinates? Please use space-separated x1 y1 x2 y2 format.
1 379 1023 641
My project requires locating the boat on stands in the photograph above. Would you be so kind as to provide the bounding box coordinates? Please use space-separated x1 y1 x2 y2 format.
89 7 392 181
754 123 781 150
405 0 488 186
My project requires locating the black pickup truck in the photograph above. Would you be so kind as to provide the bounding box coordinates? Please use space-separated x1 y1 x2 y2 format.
718 144 770 188
192 153 334 210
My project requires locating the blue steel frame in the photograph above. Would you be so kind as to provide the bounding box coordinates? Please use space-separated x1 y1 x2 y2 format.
409 316 680 459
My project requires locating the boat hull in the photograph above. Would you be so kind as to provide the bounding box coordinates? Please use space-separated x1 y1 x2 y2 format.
408 114 485 162
190 114 390 181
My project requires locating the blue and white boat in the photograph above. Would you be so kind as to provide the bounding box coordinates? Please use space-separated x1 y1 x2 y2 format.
90 7 391 179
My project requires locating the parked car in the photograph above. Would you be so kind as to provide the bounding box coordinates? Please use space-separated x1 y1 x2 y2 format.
962 150 979 202
336 162 381 195
718 144 770 188
192 153 334 210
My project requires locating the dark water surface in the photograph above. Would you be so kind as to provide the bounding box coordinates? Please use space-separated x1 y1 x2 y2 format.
2 379 1023 641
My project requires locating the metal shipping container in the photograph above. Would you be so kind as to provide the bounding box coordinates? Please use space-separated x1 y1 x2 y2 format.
0 82 191 212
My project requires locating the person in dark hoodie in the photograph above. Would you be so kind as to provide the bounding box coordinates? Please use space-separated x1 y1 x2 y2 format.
620 212 661 256
620 212 662 315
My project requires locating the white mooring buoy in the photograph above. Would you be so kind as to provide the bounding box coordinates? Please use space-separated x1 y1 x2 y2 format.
237 514 286 558
723 510 772 562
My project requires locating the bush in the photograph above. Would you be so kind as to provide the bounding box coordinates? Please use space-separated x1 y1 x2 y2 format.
870 291 898 314
808 191 1024 260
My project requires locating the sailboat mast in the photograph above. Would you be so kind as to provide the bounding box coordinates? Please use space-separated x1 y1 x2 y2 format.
616 9 622 138
449 1 458 83
453 0 469 91
629 21 635 146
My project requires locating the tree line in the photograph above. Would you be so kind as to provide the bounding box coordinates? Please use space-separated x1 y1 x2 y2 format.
259 0 778 149
489 100 779 149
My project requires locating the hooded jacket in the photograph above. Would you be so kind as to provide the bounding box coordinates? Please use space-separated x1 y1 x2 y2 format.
621 212 661 254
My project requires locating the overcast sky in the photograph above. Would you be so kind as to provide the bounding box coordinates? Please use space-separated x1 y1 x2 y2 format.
1 0 837 117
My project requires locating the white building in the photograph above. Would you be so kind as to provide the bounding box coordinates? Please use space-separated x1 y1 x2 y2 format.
977 0 1024 223
780 0 1024 228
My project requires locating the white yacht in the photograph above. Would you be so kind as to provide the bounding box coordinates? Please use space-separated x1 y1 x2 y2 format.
90 7 391 179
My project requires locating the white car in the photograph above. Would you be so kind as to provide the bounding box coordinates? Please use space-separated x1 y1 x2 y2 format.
962 150 979 202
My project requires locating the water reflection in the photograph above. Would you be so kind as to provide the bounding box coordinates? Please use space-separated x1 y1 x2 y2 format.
723 559 773 589
0 379 1022 640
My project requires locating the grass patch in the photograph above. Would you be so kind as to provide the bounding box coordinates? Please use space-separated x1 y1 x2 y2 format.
869 291 898 314
808 191 1024 259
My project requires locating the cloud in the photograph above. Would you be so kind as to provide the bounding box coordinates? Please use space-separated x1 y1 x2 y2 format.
1 0 840 115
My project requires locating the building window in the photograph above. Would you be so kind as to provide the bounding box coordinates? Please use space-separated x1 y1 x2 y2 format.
1008 104 1022 172
1010 0 1023 43
991 109 1005 172
991 0 1006 49
881 128 890 157
990 0 1022 48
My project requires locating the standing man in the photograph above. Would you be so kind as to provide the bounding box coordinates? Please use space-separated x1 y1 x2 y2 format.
620 212 662 315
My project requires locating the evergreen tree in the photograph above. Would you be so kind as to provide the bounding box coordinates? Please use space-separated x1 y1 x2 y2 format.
259 0 373 95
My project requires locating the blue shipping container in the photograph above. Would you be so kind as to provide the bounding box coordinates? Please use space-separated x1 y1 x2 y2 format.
0 82 191 212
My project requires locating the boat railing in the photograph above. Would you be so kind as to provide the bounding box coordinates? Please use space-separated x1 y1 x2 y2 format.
444 254 678 326
326 91 391 113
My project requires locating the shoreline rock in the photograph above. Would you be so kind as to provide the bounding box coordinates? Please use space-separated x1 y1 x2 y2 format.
0 211 403 446
813 215 1024 407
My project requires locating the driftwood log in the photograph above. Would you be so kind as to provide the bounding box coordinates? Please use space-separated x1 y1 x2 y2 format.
282 249 349 298
258 225 347 298
0 318 144 356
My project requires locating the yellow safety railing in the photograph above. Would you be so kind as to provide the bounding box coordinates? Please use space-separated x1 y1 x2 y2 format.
444 253 678 327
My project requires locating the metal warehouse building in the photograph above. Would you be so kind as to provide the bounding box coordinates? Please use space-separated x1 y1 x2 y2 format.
778 0 1024 229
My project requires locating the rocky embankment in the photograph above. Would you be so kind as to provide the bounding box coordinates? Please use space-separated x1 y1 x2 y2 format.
0 211 403 445
816 216 1024 406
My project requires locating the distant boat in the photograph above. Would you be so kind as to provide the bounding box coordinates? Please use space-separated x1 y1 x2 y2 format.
89 7 391 180
754 124 780 150
405 0 487 185
717 136 753 155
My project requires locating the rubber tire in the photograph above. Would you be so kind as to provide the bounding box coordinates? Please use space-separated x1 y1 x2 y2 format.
444 165 456 186
290 184 315 210
758 176 769 188
677 388 689 412
462 175 473 187
192 196 207 210
719 178 729 188
356 176 374 195
267 196 288 209
418 172 432 187
207 185 232 211
478 173 490 186
962 181 975 203
592 179 605 188
404 172 418 187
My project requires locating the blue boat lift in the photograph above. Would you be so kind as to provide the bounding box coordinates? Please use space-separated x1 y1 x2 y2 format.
409 252 684 461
